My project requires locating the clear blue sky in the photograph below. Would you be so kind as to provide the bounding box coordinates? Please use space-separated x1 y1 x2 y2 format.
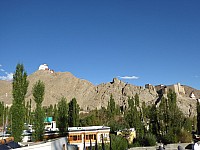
0 0 200 89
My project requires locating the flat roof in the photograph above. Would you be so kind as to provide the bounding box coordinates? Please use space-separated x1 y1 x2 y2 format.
68 126 110 132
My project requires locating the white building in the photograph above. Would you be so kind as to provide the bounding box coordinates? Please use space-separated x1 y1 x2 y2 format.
68 126 110 150
38 64 49 70
190 92 196 99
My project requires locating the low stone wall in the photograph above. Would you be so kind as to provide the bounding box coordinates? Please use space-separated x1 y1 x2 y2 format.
128 143 191 150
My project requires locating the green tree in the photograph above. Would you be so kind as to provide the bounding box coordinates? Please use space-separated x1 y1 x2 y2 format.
197 100 200 135
53 104 58 122
0 102 5 126
107 94 116 119
32 80 45 141
57 97 68 136
99 106 109 125
11 64 29 142
149 104 159 136
125 95 144 137
156 90 184 143
29 99 33 125
24 100 32 124
135 93 139 107
68 98 80 127
157 96 168 135
110 134 128 150
43 105 54 118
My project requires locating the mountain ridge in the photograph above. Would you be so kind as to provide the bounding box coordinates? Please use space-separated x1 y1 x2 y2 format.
0 70 199 116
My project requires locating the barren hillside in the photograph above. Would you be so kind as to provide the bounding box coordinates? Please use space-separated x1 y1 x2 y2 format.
0 70 199 116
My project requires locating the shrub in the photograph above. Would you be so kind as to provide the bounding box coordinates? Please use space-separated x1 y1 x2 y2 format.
161 132 177 144
143 133 157 146
177 130 192 143
130 133 157 147
110 134 128 150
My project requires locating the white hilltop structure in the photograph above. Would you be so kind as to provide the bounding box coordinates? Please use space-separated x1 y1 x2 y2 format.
38 64 49 70
190 92 196 99
38 64 54 73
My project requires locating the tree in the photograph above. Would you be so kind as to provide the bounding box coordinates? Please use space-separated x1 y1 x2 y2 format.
156 90 184 143
57 97 68 136
110 134 128 150
0 102 5 126
29 99 33 125
24 99 32 124
149 104 159 136
125 95 144 140
32 80 45 141
197 99 200 135
157 96 168 135
107 94 116 119
135 93 139 107
11 64 29 142
53 104 58 122
68 98 80 127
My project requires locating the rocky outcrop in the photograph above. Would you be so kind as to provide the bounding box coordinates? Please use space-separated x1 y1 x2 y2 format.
92 78 158 110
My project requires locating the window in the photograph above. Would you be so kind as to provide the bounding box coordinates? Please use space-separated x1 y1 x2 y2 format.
73 135 77 141
78 135 81 140
69 135 82 141
89 134 93 140
69 136 73 141
86 135 89 140
94 134 96 140
85 134 97 140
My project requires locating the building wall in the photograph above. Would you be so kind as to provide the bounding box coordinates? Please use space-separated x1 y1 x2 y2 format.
156 83 186 95
19 137 67 150
168 83 185 95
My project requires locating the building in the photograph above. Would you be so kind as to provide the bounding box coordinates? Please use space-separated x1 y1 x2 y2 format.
155 83 185 95
190 92 196 99
168 83 185 95
67 126 110 150
117 128 136 144
38 64 49 70
17 137 68 150
38 64 54 73
44 117 58 131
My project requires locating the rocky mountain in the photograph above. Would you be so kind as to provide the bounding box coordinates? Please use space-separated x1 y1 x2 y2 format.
0 70 199 116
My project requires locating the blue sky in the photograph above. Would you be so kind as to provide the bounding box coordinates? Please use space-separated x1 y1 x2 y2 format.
0 0 200 89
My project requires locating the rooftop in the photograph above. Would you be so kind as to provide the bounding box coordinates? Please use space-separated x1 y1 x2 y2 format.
68 126 110 132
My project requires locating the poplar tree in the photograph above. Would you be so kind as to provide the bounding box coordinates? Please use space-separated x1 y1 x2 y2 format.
53 104 58 122
32 80 45 141
157 90 184 143
0 102 5 126
57 97 68 136
125 96 143 136
11 64 29 142
197 99 200 135
149 104 159 136
29 99 32 125
25 101 30 124
107 94 116 119
135 93 140 107
68 98 80 127
157 96 168 135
